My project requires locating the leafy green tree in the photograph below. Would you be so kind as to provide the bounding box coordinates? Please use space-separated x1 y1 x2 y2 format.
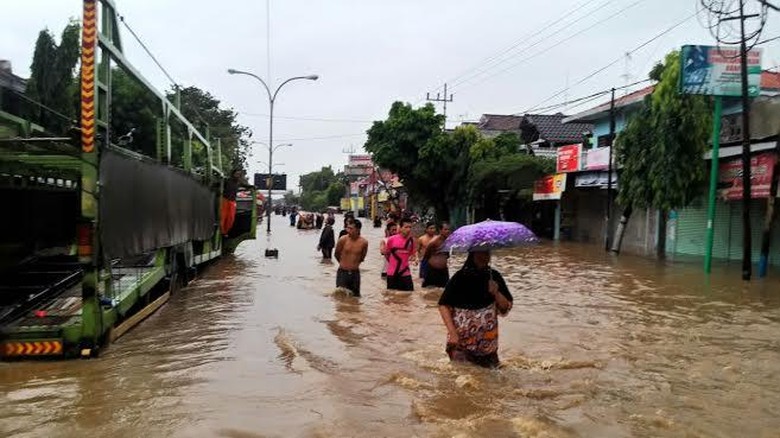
283 191 300 206
111 68 159 156
25 20 80 133
365 102 457 218
298 166 342 211
299 166 337 193
325 182 345 207
174 86 252 171
614 51 711 256
469 148 554 219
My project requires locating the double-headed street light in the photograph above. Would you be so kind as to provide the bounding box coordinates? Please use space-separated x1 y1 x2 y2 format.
227 68 318 233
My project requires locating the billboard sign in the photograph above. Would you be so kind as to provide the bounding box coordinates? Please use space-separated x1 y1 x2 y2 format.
680 45 762 97
584 147 611 171
254 173 287 191
348 154 373 167
719 152 776 200
533 173 567 201
556 144 582 173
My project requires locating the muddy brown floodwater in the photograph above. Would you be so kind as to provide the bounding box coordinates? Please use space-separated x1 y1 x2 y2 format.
3 215 780 437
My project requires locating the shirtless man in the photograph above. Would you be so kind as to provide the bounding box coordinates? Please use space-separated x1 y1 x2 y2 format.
423 222 452 288
417 221 438 280
335 219 368 297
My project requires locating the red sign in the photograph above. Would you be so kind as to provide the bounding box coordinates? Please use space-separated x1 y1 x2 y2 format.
533 173 567 201
557 144 582 173
719 152 777 201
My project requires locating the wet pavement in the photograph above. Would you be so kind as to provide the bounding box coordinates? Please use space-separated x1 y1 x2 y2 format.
2 214 780 437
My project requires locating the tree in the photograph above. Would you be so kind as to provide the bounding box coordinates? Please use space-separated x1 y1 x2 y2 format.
614 51 712 256
298 166 342 211
365 102 458 219
111 68 159 157
25 21 80 133
283 191 300 206
468 138 555 220
172 86 252 171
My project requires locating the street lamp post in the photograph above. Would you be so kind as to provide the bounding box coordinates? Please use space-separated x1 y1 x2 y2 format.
227 69 318 233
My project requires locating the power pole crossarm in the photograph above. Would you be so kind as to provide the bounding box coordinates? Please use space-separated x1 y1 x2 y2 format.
426 83 454 127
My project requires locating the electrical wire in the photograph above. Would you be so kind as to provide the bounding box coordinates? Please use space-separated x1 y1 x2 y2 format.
447 0 616 90
412 0 617 104
454 0 649 94
275 133 366 142
519 11 698 114
238 112 375 123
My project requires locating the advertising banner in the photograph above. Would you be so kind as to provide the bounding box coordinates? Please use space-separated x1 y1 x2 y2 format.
585 147 610 171
556 144 582 173
719 152 777 200
533 173 567 201
680 45 762 97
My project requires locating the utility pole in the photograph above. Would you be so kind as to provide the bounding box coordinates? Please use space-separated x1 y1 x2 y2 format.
720 0 761 280
426 83 454 127
605 87 616 252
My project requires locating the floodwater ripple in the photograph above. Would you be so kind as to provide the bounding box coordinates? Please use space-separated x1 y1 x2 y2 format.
2 216 780 437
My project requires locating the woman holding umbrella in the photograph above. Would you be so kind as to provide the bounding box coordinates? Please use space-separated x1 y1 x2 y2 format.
438 250 512 368
437 220 536 368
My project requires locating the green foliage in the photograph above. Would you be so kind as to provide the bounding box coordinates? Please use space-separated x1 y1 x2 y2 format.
25 20 80 133
283 191 300 205
469 154 555 200
299 166 337 193
173 86 252 171
111 68 159 156
365 102 461 217
365 102 549 220
616 51 712 212
298 166 343 211
326 182 344 207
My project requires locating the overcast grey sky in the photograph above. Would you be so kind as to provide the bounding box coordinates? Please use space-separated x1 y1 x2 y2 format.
4 0 780 188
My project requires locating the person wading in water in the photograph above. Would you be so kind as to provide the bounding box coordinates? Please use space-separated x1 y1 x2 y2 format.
385 218 416 291
422 222 452 288
437 250 513 368
417 221 438 281
318 216 336 259
335 219 368 297
379 221 399 278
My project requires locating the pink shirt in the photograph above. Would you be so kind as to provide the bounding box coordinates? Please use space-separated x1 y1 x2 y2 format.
386 234 414 277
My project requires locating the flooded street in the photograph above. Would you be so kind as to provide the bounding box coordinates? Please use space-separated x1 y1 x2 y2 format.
3 215 780 437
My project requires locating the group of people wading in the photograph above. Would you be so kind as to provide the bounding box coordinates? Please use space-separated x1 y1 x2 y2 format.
314 213 514 369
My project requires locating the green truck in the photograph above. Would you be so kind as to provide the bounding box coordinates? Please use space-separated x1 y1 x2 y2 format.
0 0 256 359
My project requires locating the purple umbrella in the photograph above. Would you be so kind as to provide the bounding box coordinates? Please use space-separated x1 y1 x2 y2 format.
441 219 538 253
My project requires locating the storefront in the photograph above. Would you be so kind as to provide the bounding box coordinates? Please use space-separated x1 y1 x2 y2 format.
670 150 780 268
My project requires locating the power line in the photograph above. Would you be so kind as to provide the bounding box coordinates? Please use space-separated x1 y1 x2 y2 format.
520 79 652 115
238 112 375 123
757 33 780 44
454 0 649 94
276 133 366 142
446 0 613 90
520 10 698 114
412 0 613 104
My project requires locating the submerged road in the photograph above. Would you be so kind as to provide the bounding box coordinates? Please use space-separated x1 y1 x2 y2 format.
3 215 780 437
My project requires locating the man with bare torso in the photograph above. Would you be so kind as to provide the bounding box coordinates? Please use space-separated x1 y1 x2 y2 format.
417 221 438 280
423 222 452 288
335 219 368 297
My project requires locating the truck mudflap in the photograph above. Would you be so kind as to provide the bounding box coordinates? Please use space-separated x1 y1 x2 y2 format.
2 339 64 358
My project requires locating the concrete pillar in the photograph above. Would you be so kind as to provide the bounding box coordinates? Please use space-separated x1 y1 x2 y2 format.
554 201 561 241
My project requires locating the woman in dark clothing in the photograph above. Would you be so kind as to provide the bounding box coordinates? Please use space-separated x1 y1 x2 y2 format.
437 250 513 368
318 217 336 259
